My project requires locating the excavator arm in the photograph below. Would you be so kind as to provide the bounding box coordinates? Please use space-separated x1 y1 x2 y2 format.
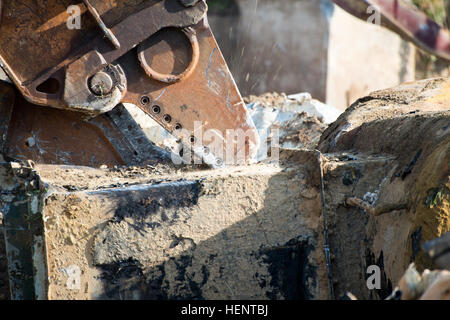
0 0 257 167
332 0 450 61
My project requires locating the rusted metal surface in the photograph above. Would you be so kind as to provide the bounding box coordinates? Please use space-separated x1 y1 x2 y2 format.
0 1 96 102
64 53 127 115
137 27 200 84
83 0 121 49
332 0 450 61
0 162 47 300
1 82 170 166
0 0 207 109
1 81 123 166
121 21 257 165
0 0 256 165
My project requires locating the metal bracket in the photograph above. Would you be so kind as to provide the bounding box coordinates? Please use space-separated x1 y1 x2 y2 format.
83 0 121 49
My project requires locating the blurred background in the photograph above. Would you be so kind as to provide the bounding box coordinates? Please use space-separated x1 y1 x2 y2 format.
206 0 450 110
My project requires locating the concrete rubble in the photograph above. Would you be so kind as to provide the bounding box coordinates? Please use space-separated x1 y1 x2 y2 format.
245 92 342 161
124 92 342 163
0 77 449 300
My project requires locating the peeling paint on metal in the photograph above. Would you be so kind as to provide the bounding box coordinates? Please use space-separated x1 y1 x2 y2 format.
32 236 47 300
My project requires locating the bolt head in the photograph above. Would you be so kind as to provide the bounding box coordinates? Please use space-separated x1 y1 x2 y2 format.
90 71 114 96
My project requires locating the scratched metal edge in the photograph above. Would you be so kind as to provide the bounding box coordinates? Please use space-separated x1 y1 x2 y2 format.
0 163 48 300
0 82 14 153
0 0 208 109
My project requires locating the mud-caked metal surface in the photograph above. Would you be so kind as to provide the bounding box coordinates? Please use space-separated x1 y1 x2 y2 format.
0 82 170 166
0 153 330 300
0 162 47 300
318 77 450 299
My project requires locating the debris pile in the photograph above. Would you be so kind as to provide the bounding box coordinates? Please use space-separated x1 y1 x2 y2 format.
245 92 342 161
125 92 342 163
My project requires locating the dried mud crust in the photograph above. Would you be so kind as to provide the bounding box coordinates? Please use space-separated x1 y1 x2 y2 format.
319 77 450 157
318 77 450 279
34 163 214 191
40 157 329 300
35 162 283 191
